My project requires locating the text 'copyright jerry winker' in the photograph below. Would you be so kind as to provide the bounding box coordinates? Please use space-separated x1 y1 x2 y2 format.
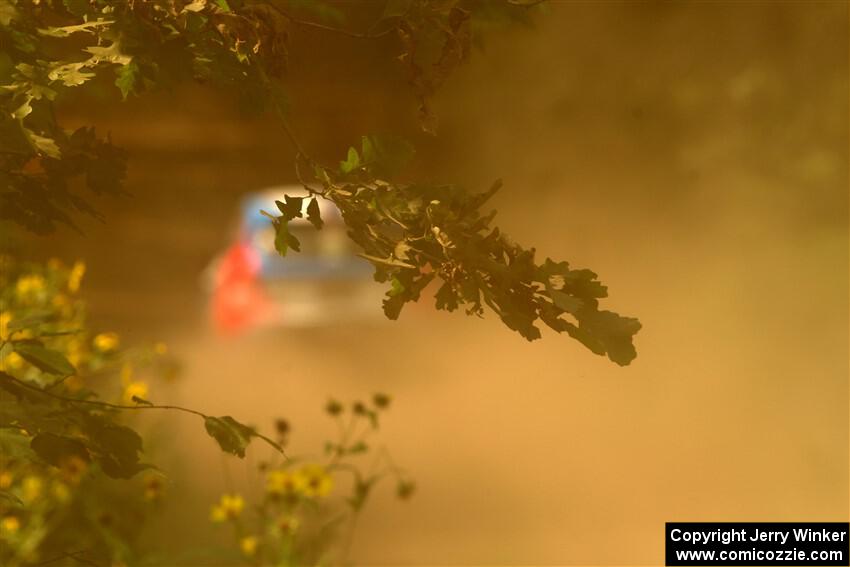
666 523 849 566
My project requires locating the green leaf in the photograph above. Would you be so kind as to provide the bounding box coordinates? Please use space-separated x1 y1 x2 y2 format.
48 61 96 87
393 240 411 260
38 20 112 37
274 221 289 256
435 281 459 311
182 0 207 12
339 146 361 174
275 195 303 220
204 415 255 458
24 129 61 158
306 197 323 229
549 290 583 314
360 134 414 177
115 60 140 99
84 42 131 65
13 342 75 376
273 220 301 256
30 433 90 467
82 417 148 478
11 99 33 121
568 309 642 367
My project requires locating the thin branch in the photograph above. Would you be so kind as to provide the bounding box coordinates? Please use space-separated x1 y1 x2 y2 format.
2 374 287 457
8 376 207 418
263 3 399 40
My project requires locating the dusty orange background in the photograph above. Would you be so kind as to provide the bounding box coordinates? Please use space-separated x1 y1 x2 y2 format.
33 1 848 564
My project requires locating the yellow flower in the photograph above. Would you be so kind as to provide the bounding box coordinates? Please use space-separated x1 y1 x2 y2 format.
22 476 42 504
266 469 306 497
93 332 120 353
16 275 46 300
0 312 11 340
210 493 244 523
122 381 149 404
239 536 259 557
0 471 13 489
1 516 20 534
210 506 227 523
153 342 168 355
298 464 333 499
68 261 86 293
52 481 70 503
3 352 24 370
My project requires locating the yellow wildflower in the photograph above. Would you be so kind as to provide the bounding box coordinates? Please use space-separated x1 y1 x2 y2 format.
210 506 227 523
52 481 70 503
1 516 20 534
0 312 11 340
15 275 46 300
0 471 12 489
153 342 168 355
22 476 42 504
210 493 244 523
93 332 119 353
123 381 149 404
68 261 86 293
3 352 24 370
298 464 333 499
239 536 259 557
266 469 306 497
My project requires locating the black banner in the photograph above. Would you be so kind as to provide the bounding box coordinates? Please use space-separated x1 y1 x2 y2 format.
666 523 849 566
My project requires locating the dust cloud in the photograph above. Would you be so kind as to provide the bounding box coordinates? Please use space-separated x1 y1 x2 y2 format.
32 2 847 565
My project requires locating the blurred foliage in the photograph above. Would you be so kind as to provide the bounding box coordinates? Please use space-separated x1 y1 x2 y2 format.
0 258 411 566
208 395 414 566
0 257 174 565
0 0 639 362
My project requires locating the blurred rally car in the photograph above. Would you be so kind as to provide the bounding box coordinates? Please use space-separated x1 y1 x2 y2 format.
205 187 384 335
